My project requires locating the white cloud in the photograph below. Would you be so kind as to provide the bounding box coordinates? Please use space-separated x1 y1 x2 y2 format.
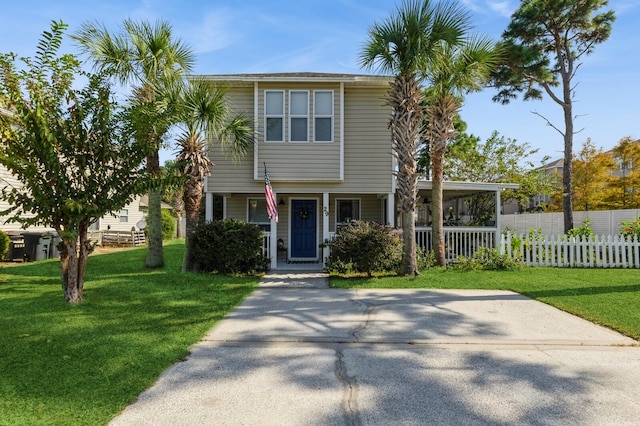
487 1 515 18
186 9 240 54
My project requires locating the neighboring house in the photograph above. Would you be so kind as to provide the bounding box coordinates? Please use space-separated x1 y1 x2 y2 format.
200 72 515 269
0 164 149 235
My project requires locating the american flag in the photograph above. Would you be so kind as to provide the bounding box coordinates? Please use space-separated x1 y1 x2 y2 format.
264 164 278 223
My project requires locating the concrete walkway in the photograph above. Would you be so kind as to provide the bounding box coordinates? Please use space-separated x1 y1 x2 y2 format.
110 272 640 425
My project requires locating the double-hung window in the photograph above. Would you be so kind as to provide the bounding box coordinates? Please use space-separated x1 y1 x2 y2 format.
314 91 333 142
119 209 128 223
289 91 308 142
265 91 284 142
248 198 271 231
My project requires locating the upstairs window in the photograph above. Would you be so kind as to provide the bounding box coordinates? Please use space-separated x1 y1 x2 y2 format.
119 209 129 223
314 91 333 142
265 91 284 142
289 91 308 142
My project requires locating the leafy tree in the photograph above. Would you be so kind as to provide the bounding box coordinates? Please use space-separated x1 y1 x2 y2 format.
360 0 476 274
74 19 195 268
492 0 615 232
608 137 640 209
0 21 150 303
162 160 185 238
423 35 500 266
571 138 615 210
173 79 252 272
446 131 558 221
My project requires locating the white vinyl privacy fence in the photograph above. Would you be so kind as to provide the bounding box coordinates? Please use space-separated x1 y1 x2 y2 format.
501 209 640 235
500 233 640 268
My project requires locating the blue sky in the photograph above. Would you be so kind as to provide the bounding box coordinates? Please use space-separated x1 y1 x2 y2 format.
1 0 638 166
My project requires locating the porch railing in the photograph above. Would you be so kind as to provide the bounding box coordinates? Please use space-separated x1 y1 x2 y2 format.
415 227 497 260
264 229 497 264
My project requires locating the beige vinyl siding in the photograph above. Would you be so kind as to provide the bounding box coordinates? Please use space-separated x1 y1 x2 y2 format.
1 165 145 233
257 83 341 182
226 193 385 238
329 194 385 232
207 82 393 195
0 166 53 233
341 86 393 193
97 198 145 231
207 86 256 193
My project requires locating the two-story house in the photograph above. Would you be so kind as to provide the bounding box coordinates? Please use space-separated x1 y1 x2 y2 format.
200 72 515 269
201 73 395 269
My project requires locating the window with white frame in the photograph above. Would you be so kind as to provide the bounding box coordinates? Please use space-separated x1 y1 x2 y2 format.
289 90 308 142
336 199 360 225
119 209 128 222
265 91 284 142
314 90 333 142
248 198 270 224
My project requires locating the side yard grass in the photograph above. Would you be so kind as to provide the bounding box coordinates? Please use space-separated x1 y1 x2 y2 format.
330 267 640 341
0 240 260 426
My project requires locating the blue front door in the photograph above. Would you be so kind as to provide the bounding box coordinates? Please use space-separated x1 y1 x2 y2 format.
291 199 317 259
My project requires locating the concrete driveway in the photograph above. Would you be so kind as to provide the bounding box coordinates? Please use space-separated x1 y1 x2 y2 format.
110 272 640 425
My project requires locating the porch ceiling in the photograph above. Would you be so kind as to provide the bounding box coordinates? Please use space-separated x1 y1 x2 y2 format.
417 180 519 202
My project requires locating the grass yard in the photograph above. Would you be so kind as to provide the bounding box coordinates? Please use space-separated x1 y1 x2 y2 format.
330 267 640 341
0 240 260 426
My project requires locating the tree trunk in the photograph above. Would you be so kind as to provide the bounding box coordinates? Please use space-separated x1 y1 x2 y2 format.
426 95 460 267
387 74 424 276
58 223 93 303
562 90 574 233
182 178 204 272
431 153 446 266
145 149 164 268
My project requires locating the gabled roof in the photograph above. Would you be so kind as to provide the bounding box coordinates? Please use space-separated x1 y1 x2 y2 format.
192 72 393 87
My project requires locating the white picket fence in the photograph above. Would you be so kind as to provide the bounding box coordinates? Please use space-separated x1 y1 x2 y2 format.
500 233 640 268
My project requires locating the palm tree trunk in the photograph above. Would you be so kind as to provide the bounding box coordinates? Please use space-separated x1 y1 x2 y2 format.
388 74 424 276
182 178 204 272
145 150 164 268
427 96 460 267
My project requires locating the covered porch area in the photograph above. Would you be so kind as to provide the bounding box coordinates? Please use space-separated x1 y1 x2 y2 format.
414 180 519 260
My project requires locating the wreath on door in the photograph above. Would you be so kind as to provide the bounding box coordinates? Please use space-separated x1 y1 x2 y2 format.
297 207 310 220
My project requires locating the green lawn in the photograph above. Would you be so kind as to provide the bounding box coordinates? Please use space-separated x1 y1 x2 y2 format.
0 241 260 426
330 267 640 340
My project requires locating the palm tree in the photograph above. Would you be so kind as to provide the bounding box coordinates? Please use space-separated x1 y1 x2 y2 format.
359 0 469 275
73 19 194 268
424 37 500 265
174 79 252 272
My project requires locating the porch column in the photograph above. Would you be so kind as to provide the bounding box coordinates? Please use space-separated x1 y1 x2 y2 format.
205 193 213 222
322 192 330 267
271 195 278 270
495 190 501 252
387 193 395 226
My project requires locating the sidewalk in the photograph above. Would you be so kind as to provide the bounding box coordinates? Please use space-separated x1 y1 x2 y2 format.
110 272 640 425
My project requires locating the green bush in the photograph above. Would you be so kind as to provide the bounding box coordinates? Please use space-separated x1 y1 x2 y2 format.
0 230 10 260
161 209 176 240
452 247 521 271
189 219 269 274
620 216 640 240
324 221 402 276
567 218 594 238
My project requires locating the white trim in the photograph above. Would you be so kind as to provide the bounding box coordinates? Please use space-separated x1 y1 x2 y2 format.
288 90 309 143
335 198 361 227
340 82 344 181
387 192 395 227
322 192 330 267
222 196 227 219
264 90 285 143
253 82 259 180
313 90 333 143
205 193 213 222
